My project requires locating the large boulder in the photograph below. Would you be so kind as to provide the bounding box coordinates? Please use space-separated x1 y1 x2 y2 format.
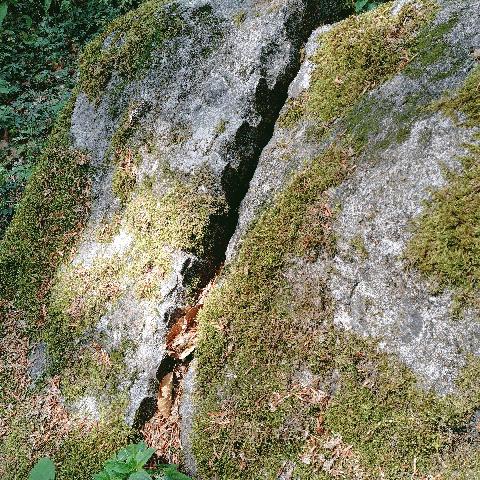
192 0 480 478
1 0 479 478
0 0 352 476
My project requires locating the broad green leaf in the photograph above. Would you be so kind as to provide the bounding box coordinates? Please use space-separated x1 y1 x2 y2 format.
128 471 151 480
44 0 52 13
162 465 191 480
93 473 111 480
135 447 155 467
0 3 7 27
109 461 132 474
355 0 369 12
29 458 56 480
116 446 131 461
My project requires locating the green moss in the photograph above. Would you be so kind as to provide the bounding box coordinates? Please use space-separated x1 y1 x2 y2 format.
0 397 132 480
108 104 143 204
278 96 306 129
306 1 434 125
406 144 480 309
44 257 124 370
53 415 133 480
405 13 459 79
215 119 227 135
351 234 368 259
406 66 480 310
233 11 246 27
0 93 92 332
438 65 480 129
44 167 228 368
78 0 182 102
60 340 132 403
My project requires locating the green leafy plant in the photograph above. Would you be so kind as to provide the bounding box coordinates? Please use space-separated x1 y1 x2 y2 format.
29 458 56 480
355 0 380 13
26 444 191 480
94 442 191 480
0 0 142 236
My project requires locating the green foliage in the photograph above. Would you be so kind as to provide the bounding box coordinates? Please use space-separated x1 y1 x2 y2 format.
0 2 7 26
354 0 381 13
93 442 192 480
94 442 155 480
29 458 56 480
0 0 142 235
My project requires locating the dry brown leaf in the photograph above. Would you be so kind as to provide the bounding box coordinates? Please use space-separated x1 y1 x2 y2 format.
157 372 174 418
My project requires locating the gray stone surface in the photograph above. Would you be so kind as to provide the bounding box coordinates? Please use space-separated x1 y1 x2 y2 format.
27 342 47 384
227 0 480 395
179 361 198 477
65 0 328 424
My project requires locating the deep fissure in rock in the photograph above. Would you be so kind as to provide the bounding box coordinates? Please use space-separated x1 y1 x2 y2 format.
132 0 355 446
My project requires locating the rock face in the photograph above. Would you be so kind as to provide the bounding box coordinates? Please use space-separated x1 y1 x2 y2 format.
191 0 480 478
64 0 337 423
1 0 480 478
1 0 352 431
230 0 480 393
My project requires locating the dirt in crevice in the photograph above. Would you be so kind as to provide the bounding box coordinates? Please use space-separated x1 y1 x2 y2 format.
135 1 357 463
140 276 217 463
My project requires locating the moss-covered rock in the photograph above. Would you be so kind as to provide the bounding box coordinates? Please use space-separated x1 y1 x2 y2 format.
1 0 356 476
406 65 480 312
193 0 480 478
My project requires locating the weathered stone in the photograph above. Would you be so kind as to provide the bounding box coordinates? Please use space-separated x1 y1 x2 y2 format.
229 0 480 393
64 0 339 424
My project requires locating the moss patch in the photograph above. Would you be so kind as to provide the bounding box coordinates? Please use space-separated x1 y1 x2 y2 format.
0 399 132 480
60 340 132 403
406 144 480 309
78 0 182 102
53 415 133 480
280 1 435 131
0 94 91 332
438 65 480 129
306 1 434 125
405 13 459 79
406 66 480 310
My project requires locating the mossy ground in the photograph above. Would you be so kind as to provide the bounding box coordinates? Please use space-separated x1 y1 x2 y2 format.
0 94 91 331
193 3 480 479
406 65 480 311
0 94 132 478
